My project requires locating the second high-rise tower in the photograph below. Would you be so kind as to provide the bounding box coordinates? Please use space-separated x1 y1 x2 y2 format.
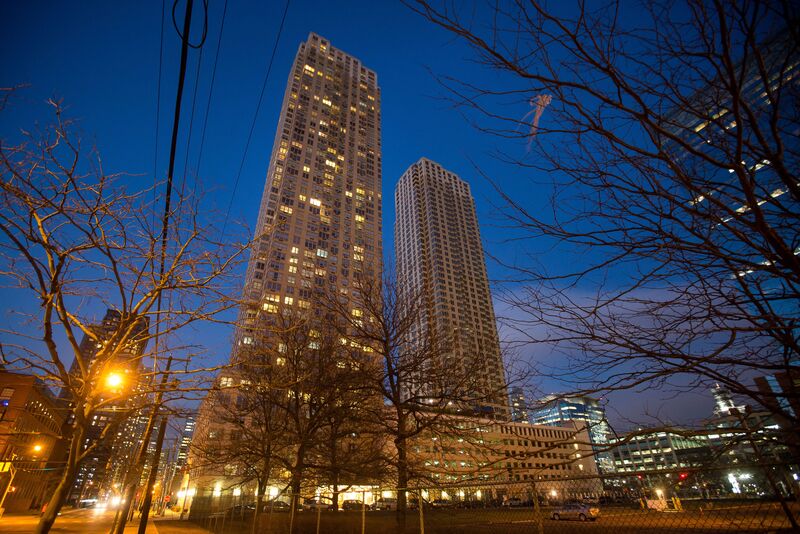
395 158 508 413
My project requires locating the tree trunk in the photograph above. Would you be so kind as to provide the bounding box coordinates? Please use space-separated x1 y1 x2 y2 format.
253 479 265 534
289 457 304 534
395 436 408 533
35 424 84 534
331 471 339 512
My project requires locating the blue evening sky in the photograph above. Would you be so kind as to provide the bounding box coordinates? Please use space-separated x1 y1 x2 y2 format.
0 0 713 428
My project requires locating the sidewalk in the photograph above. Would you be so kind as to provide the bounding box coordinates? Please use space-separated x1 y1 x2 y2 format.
150 511 211 534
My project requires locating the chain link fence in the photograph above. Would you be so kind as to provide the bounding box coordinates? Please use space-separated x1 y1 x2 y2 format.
185 463 799 533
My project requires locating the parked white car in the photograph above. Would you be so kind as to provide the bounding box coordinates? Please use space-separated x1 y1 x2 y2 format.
551 503 600 521
372 498 398 511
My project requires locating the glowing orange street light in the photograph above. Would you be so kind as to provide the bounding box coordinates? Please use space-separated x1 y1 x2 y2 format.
32 444 43 454
104 372 124 390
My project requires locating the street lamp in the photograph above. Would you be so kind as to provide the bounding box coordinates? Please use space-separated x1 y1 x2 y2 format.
104 372 124 390
32 444 43 454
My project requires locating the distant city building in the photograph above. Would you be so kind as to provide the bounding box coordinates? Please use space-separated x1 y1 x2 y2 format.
754 369 799 420
509 387 529 423
169 416 195 496
60 309 149 504
395 157 508 412
711 383 745 417
530 395 614 473
175 416 196 472
609 430 711 473
0 371 66 513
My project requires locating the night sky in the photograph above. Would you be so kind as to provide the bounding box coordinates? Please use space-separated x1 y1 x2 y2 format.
0 0 714 428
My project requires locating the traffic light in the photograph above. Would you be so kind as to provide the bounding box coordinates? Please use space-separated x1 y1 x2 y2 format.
679 473 688 480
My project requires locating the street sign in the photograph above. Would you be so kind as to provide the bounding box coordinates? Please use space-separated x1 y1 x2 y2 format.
0 462 11 473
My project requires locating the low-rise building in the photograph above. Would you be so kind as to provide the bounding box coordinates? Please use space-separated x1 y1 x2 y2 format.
610 430 711 474
405 418 602 502
0 371 66 513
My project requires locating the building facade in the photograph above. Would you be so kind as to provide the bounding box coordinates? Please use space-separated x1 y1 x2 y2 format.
408 418 598 487
234 31 382 356
394 158 507 412
190 32 382 497
609 431 711 473
530 395 614 474
509 387 529 423
0 371 66 513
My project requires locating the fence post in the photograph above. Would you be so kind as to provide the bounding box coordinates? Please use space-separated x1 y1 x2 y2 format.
288 490 296 534
531 481 544 534
417 489 425 534
361 490 366 534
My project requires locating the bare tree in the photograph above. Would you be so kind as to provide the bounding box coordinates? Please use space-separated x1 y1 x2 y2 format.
325 274 517 530
310 346 387 512
0 97 242 532
191 358 290 534
409 1 799 443
264 308 356 522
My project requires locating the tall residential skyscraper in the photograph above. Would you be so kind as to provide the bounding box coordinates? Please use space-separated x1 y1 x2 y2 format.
235 32 382 353
190 34 382 490
395 158 507 412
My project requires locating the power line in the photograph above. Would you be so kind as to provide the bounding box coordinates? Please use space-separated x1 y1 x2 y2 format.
193 0 229 189
220 0 291 237
112 1 202 532
178 45 203 199
152 0 166 231
136 0 209 528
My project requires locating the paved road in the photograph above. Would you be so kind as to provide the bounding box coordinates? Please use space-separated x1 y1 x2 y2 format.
0 508 160 534
197 503 799 533
2 504 796 533
421 503 799 533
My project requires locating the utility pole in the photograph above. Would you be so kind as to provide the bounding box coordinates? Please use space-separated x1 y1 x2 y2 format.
112 0 196 531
